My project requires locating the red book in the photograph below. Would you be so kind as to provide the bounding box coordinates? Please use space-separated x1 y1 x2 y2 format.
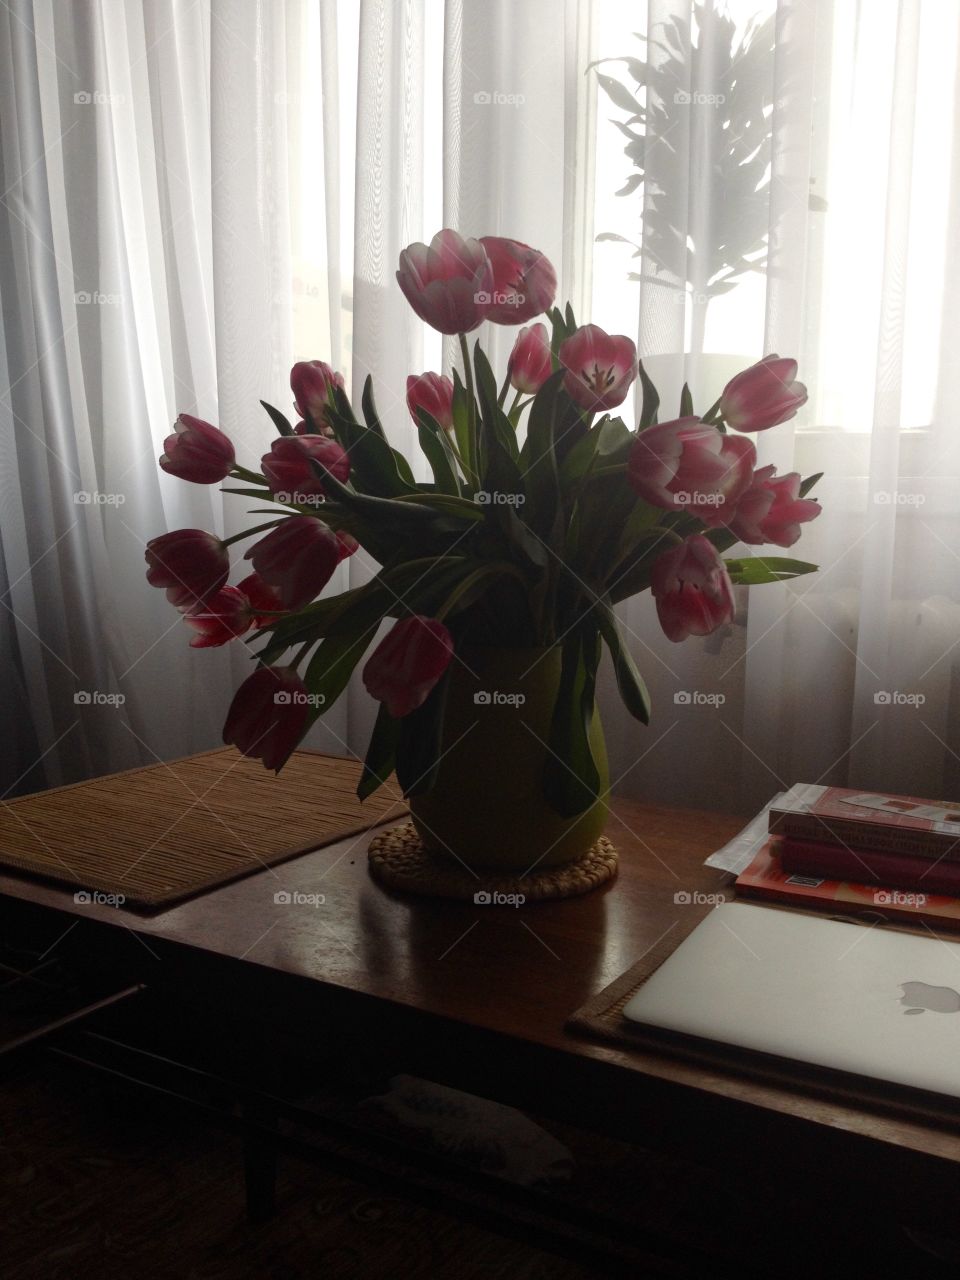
768 784 960 861
779 839 960 897
734 838 960 932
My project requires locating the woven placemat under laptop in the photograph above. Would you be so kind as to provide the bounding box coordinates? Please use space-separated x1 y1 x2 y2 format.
0 748 406 911
368 822 618 901
566 907 960 1127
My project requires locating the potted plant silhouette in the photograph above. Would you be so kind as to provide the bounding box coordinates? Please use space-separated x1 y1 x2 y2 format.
590 3 812 356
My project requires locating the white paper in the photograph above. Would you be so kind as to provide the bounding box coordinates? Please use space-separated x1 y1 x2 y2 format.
703 793 784 875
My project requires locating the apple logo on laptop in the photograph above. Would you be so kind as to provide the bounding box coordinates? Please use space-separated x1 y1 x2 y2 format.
899 981 960 1015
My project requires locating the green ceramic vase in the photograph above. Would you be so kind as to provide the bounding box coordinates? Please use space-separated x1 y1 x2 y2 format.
409 646 609 871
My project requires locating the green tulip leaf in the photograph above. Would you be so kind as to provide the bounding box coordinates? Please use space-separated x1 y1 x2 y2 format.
543 628 602 816
222 487 286 502
595 596 650 724
395 667 451 797
724 555 819 585
450 369 476 481
415 409 460 496
637 359 660 430
474 343 521 469
260 400 295 436
518 368 566 542
357 703 401 801
360 374 388 441
303 617 378 718
255 557 473 663
327 409 417 499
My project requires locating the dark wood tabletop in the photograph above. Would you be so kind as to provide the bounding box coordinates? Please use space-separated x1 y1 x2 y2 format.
3 790 960 1230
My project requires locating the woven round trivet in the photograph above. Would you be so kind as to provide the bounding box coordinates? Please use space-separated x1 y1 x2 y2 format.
367 822 618 902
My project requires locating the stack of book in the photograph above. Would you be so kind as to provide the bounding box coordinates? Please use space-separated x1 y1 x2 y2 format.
734 784 960 930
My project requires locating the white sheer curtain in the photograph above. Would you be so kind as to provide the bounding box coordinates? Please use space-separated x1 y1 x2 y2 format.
1 0 959 816
594 0 960 813
0 0 341 788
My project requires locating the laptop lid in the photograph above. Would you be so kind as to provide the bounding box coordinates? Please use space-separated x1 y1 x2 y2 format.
623 903 960 1099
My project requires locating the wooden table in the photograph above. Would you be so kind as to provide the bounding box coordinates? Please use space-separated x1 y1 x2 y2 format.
2 785 960 1259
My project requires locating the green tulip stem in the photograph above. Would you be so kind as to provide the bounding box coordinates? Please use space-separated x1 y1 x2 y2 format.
458 332 478 476
221 519 285 547
231 465 270 486
443 434 479 487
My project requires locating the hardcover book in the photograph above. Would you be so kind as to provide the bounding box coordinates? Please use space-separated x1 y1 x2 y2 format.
768 784 960 861
735 839 960 932
779 839 960 897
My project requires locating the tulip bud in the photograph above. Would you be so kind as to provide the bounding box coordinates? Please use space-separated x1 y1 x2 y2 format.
290 360 344 430
406 373 455 431
236 573 286 628
183 587 253 648
720 355 807 432
160 414 235 484
245 516 342 610
396 230 494 334
222 666 309 772
336 531 359 561
507 323 552 395
628 418 755 517
261 435 350 501
725 466 821 547
650 535 735 643
145 529 229 605
479 236 557 325
362 616 454 717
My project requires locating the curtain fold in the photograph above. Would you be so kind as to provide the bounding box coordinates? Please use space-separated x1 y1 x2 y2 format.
0 0 301 785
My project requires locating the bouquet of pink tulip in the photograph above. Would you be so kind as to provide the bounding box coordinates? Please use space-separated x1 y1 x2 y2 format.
147 230 821 814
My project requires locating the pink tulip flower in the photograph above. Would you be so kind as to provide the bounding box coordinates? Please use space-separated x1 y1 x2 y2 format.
336 531 359 561
406 372 455 431
479 236 557 324
628 417 756 516
720 355 808 432
236 573 286 629
290 360 344 430
183 587 253 648
507 323 553 395
145 529 229 604
651 534 736 643
159 414 235 485
261 435 350 500
396 230 494 334
245 516 342 610
294 417 334 438
558 324 638 412
726 466 821 547
222 665 309 772
362 615 454 718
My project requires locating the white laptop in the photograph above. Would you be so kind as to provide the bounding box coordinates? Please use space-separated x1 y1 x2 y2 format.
623 903 960 1100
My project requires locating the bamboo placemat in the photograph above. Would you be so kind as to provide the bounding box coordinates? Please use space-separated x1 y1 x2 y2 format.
0 748 406 911
567 907 960 1127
